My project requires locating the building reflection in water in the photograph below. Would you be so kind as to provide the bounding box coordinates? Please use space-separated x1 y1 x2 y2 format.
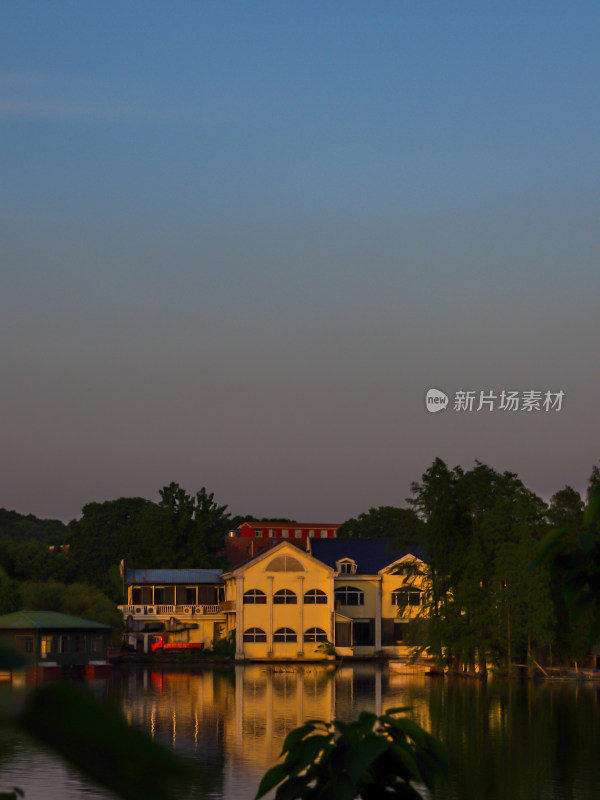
119 663 433 798
114 665 600 800
1 665 599 800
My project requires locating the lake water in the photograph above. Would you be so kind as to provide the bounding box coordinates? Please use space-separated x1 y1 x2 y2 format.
1 663 599 799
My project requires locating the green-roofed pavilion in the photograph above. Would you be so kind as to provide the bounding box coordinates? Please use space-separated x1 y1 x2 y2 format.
0 610 112 668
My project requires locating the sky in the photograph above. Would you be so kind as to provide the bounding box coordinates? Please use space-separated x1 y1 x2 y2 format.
1 2 599 523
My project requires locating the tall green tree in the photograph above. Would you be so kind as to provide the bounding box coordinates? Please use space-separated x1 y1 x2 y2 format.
67 497 151 596
536 467 600 651
409 459 553 673
20 580 122 636
150 483 231 567
66 484 231 594
407 458 466 667
0 539 71 584
547 486 584 533
337 506 425 547
543 485 588 662
0 508 67 544
0 568 21 615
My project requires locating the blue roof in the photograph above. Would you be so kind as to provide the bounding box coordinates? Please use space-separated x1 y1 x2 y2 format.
309 539 424 574
125 569 223 585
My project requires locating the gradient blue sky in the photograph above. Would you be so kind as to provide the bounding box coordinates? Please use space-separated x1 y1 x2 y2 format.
2 2 599 522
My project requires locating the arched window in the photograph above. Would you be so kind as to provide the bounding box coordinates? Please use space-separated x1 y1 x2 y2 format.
243 589 267 604
273 628 297 642
266 555 305 572
273 589 297 604
304 627 327 642
334 586 364 606
304 589 327 604
243 627 267 642
391 589 423 607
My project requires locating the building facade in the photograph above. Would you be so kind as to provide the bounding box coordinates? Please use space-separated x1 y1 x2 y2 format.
118 539 427 660
222 544 335 660
0 610 112 675
119 566 227 652
221 539 426 660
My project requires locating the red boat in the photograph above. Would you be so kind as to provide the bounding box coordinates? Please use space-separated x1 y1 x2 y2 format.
150 635 204 653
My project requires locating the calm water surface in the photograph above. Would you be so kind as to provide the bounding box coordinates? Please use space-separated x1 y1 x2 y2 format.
1 664 599 799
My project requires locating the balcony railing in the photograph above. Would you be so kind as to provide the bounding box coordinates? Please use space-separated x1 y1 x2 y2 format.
119 604 223 617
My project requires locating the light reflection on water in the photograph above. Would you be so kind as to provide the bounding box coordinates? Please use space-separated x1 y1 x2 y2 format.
1 664 600 800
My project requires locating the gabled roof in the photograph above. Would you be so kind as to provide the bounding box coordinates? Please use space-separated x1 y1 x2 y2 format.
309 538 424 575
0 611 112 630
125 569 223 585
222 540 335 578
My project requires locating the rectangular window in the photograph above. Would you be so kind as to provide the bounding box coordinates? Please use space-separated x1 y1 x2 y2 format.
381 618 394 646
15 636 33 653
255 530 262 537
60 635 69 653
243 628 267 642
282 529 288 536
91 635 104 654
353 619 375 647
282 530 289 538
198 586 219 604
40 635 53 658
74 634 86 653
154 586 175 605
391 591 422 607
273 628 297 642
273 590 297 604
304 590 327 604
335 587 364 606
132 587 152 605
244 590 267 604
308 529 314 537
393 622 407 644
175 586 198 605
295 529 301 537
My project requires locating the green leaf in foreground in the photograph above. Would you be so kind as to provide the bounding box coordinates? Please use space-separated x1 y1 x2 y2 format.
254 708 446 800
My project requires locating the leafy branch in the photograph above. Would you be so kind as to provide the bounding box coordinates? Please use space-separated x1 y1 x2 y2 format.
256 708 447 800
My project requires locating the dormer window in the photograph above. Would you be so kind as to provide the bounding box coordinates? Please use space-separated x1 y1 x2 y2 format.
337 558 357 574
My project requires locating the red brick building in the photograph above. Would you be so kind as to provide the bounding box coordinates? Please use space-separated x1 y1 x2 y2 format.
224 521 339 567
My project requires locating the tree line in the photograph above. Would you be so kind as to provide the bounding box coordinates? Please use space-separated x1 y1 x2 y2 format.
0 461 598 668
0 483 236 626
404 458 599 673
